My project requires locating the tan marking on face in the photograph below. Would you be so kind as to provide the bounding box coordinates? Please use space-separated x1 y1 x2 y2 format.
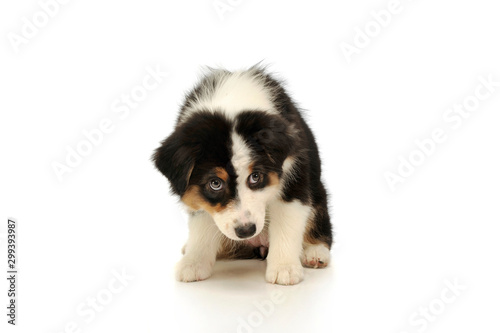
181 185 228 214
214 167 229 182
267 172 279 186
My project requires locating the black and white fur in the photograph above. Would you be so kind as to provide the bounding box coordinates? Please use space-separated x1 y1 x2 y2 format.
153 66 332 285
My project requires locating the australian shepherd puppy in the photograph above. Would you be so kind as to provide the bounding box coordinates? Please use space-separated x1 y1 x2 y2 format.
153 65 332 285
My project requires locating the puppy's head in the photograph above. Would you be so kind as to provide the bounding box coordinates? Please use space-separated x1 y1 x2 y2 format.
153 111 292 240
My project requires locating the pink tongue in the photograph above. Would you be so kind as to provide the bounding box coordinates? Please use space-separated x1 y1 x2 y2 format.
245 233 269 247
246 237 262 246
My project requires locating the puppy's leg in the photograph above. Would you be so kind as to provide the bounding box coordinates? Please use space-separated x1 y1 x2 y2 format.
301 203 332 268
266 200 310 285
176 211 221 282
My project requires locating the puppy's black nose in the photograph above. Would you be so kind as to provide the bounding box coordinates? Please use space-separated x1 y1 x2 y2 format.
235 223 256 239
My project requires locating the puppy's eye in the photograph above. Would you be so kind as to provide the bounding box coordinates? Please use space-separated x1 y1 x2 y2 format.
209 178 224 191
248 172 261 184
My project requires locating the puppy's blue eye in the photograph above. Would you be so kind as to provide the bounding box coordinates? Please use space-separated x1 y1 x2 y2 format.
209 178 224 191
248 172 261 184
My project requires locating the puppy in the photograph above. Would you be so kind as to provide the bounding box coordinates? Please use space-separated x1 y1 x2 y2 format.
153 66 332 285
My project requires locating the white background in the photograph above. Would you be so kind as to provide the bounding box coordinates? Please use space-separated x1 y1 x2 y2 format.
1 0 500 332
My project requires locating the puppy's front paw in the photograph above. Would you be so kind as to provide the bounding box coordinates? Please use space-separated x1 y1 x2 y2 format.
301 243 330 268
175 258 214 282
266 262 304 285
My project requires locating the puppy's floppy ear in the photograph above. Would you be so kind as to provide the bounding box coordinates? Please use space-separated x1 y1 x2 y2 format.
152 129 196 195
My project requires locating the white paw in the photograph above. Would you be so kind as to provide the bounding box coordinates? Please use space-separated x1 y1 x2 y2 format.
301 243 330 268
266 262 304 285
175 257 214 282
